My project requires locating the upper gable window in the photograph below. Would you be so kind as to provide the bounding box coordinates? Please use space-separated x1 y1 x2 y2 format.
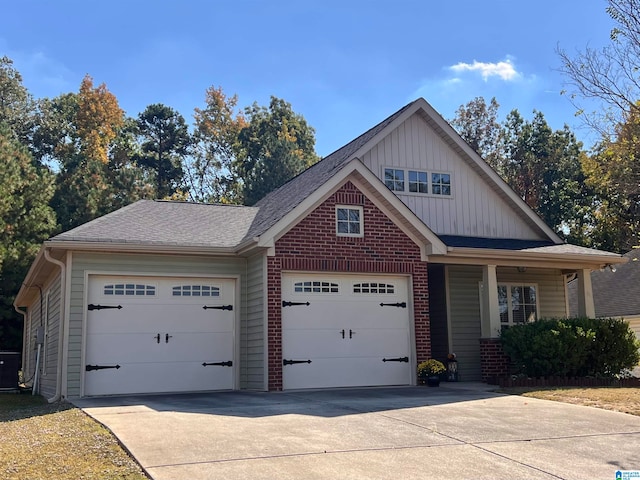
383 167 452 196
336 206 363 237
384 168 404 191
408 170 428 193
432 173 451 196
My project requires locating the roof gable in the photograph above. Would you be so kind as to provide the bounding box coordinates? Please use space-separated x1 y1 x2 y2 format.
248 98 562 244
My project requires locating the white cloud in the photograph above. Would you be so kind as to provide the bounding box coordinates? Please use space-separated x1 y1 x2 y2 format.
449 58 521 82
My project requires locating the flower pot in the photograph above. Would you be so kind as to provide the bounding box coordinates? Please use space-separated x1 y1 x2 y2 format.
426 376 440 387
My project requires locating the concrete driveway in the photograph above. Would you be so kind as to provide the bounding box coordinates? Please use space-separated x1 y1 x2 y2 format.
74 383 640 480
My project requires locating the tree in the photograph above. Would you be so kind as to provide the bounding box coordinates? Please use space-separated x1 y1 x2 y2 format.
0 125 56 349
136 104 190 199
557 0 640 135
450 96 503 171
0 56 37 147
500 110 593 242
234 97 319 205
76 75 124 164
581 104 640 252
451 98 594 244
187 86 246 203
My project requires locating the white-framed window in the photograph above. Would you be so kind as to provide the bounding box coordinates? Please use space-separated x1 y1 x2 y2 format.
294 281 339 293
408 170 429 193
336 205 363 237
104 283 156 296
383 167 452 196
172 285 220 297
384 168 404 191
431 173 451 196
498 284 538 328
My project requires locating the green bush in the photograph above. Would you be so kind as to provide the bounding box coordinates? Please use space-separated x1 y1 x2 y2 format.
500 317 640 378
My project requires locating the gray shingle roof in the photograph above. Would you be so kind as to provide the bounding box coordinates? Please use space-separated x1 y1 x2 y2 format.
245 100 418 238
568 249 640 317
51 200 259 249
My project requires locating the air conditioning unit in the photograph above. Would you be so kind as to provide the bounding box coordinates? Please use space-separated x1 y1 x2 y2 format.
0 352 20 389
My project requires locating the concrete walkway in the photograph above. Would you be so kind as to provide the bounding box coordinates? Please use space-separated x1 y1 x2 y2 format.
74 383 640 480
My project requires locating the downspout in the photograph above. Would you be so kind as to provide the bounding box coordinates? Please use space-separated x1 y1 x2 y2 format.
43 249 66 403
14 305 28 385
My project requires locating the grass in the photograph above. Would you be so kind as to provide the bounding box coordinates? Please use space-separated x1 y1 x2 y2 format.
0 393 148 480
500 386 640 416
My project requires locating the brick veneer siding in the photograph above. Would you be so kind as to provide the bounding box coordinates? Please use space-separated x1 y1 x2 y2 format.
479 338 510 383
267 181 430 390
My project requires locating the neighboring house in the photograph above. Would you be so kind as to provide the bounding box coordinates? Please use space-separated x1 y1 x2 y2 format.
14 98 625 400
568 248 640 373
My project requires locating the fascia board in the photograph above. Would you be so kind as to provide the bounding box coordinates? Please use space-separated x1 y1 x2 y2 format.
429 247 626 269
14 247 47 306
43 240 239 256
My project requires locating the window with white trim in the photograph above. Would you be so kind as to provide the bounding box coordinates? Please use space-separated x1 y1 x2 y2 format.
431 173 451 196
104 283 156 296
294 281 339 293
384 168 405 191
172 285 221 297
383 167 452 196
336 206 363 237
498 284 537 328
353 282 395 294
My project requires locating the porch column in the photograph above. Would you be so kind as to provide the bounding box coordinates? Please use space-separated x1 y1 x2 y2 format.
481 264 501 338
576 268 595 318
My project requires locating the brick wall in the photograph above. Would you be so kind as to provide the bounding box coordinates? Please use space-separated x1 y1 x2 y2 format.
479 338 510 383
267 181 430 390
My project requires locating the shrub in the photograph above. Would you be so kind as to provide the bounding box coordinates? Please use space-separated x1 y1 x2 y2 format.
417 359 446 378
500 317 640 378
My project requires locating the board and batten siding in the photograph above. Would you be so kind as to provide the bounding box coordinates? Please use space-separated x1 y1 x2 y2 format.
360 114 543 240
243 253 266 390
67 252 250 398
446 265 568 382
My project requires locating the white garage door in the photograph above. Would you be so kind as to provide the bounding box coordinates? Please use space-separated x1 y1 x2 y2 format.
282 274 412 390
84 275 235 396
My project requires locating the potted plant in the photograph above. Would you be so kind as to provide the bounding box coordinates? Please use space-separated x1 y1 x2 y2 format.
417 359 446 387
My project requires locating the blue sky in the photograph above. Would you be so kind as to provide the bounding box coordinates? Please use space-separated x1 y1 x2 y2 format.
3 1 614 156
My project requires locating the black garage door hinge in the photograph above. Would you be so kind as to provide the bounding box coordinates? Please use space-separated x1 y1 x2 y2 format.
202 361 233 367
382 356 409 363
379 302 406 308
86 364 121 371
282 301 310 307
88 304 123 311
283 359 312 365
202 305 233 311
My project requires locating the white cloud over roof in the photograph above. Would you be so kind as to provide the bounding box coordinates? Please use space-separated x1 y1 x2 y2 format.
449 58 520 81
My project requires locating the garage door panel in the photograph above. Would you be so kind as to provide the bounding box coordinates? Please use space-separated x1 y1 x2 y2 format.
282 274 412 390
85 275 236 396
283 357 411 390
84 361 234 396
